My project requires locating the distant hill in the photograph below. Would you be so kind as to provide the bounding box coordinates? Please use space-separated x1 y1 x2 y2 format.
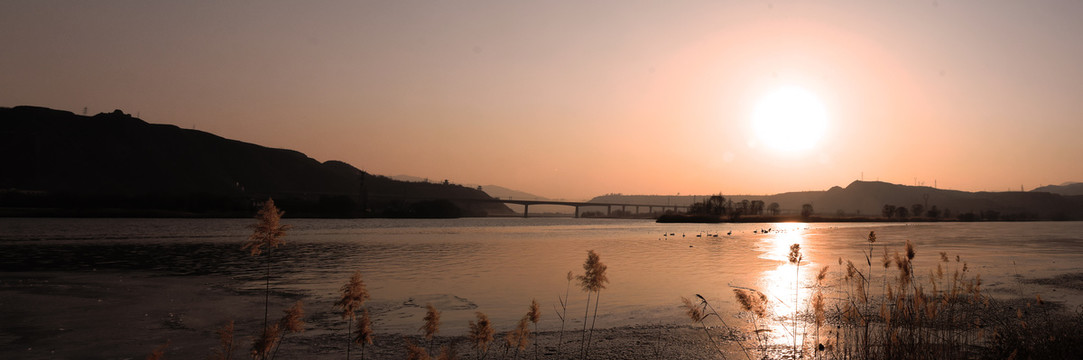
1032 182 1083 196
0 106 513 217
391 175 573 214
590 181 1083 220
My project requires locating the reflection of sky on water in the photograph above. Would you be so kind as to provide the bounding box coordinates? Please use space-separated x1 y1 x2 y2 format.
755 223 814 348
3 218 1083 336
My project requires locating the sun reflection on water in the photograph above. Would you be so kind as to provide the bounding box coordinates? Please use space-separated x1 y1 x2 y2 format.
754 223 816 351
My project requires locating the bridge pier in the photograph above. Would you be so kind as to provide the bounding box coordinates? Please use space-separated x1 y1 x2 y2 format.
574 206 579 218
523 204 529 218
607 205 611 216
635 206 639 214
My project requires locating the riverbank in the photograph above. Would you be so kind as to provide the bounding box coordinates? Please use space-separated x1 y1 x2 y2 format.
0 271 730 359
4 269 1083 359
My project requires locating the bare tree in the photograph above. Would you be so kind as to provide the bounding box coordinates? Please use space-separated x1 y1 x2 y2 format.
911 204 925 218
882 204 897 218
767 202 781 215
894 206 909 219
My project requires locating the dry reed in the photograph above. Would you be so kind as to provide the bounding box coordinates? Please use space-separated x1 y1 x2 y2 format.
250 323 281 360
684 294 754 360
527 299 541 359
468 311 494 360
576 249 609 359
146 341 168 360
421 303 441 353
553 270 573 357
242 199 290 331
788 243 803 356
210 320 234 360
269 301 305 360
335 271 371 360
435 344 459 360
355 308 374 358
405 337 431 360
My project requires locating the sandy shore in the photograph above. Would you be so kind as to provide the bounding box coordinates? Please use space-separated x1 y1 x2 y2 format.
0 271 738 359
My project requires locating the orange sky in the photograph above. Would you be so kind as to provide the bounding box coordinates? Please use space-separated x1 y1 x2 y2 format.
3 1 1081 200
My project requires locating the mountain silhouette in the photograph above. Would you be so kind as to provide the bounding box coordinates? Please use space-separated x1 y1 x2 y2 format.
1032 182 1083 196
591 180 1083 220
0 106 513 217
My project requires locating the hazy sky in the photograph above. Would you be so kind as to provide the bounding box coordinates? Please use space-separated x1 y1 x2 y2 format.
3 1 1081 199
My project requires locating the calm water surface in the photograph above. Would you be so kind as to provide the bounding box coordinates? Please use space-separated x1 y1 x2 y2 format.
3 218 1081 335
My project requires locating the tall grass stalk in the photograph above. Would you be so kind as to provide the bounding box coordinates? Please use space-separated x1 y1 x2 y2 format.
270 301 305 360
468 311 494 360
733 289 770 354
210 320 234 360
242 199 290 331
788 243 803 356
421 304 441 353
405 337 431 360
554 271 572 358
681 296 727 358
527 299 541 360
355 308 374 360
146 341 169 360
335 271 371 360
576 250 609 359
691 294 754 360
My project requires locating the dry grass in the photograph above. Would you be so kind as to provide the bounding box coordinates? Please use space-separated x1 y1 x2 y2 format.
422 303 441 352
145 341 168 360
468 311 495 360
405 337 431 360
355 308 374 347
210 320 235 360
576 249 609 359
335 271 371 360
553 270 573 358
527 298 541 359
684 231 1083 360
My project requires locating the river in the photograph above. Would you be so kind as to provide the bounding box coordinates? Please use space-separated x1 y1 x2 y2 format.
2 218 1081 338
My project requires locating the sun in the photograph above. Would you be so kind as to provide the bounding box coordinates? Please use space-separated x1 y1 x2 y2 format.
752 86 828 153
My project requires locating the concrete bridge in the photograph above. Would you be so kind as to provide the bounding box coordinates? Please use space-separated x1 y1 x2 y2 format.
467 198 689 218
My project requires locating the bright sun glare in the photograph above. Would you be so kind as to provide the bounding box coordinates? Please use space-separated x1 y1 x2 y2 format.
752 86 828 153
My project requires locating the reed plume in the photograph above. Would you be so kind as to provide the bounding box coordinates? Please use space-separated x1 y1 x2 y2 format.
468 311 494 360
681 296 705 322
146 341 169 360
405 337 432 360
279 301 305 334
680 296 725 358
421 304 440 353
435 344 458 360
355 308 374 359
270 301 305 360
788 243 802 356
526 299 541 359
335 271 371 360
504 316 530 359
689 294 754 360
242 199 291 331
250 323 281 360
576 250 609 359
733 288 770 353
210 320 234 360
